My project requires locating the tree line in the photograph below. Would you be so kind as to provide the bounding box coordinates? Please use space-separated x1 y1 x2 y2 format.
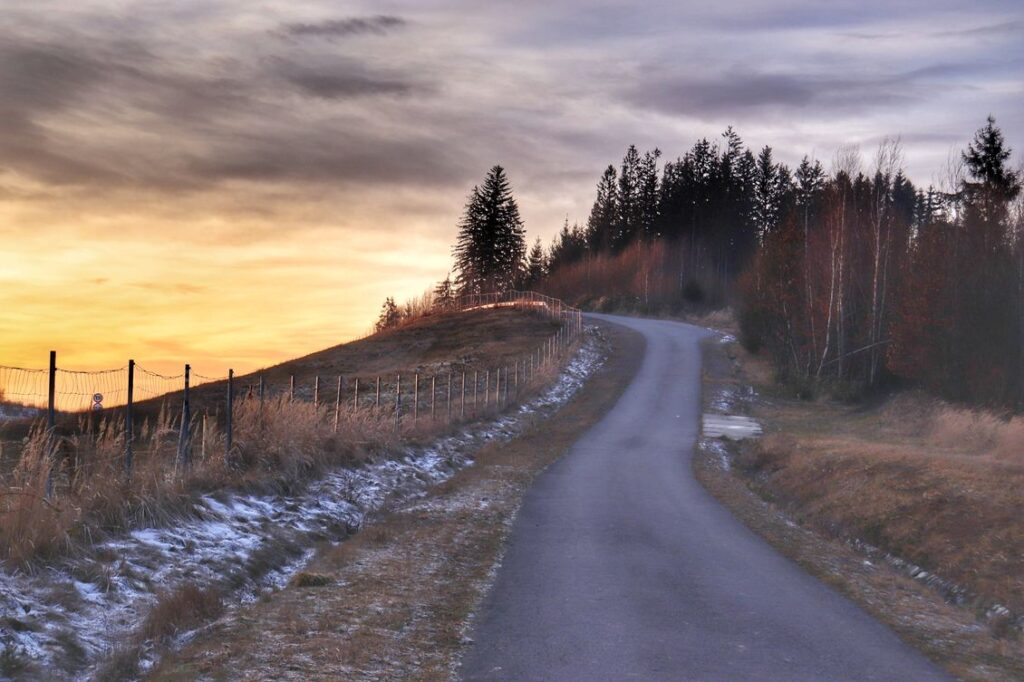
376 118 1023 408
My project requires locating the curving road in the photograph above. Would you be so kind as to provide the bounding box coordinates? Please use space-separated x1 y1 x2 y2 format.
461 314 950 681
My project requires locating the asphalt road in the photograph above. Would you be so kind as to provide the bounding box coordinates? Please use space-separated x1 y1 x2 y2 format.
461 314 951 681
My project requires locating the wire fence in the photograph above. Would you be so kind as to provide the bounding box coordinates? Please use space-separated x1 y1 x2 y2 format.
0 291 584 481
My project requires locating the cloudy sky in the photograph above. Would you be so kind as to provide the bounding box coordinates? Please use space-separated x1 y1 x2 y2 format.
1 0 1022 374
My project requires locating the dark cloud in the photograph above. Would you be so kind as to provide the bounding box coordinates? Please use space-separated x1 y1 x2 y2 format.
280 16 406 40
272 58 418 98
621 66 978 119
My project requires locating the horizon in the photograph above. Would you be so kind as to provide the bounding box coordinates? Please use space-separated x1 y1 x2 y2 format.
2 0 1022 375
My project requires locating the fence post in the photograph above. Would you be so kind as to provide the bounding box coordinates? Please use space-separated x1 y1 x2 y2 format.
431 375 436 421
484 370 490 409
313 375 320 407
375 376 381 409
177 364 191 470
414 374 419 424
353 377 360 411
461 370 466 419
447 372 452 423
514 360 519 396
125 359 134 477
335 375 342 432
258 374 265 406
47 350 56 431
473 370 478 414
395 374 402 429
226 369 234 458
289 375 295 401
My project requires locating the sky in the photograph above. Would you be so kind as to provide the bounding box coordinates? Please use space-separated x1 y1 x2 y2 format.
1 0 1022 376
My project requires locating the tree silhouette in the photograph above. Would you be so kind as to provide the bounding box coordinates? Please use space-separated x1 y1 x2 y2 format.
453 165 527 294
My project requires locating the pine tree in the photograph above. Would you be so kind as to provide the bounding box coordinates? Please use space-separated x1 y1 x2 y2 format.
375 297 401 332
550 219 587 271
639 149 662 240
524 237 547 286
962 115 1022 246
586 165 618 252
433 274 456 311
753 146 784 239
452 165 527 293
614 145 642 251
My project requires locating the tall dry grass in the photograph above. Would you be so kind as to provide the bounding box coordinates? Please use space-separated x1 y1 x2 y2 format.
0 339 575 568
879 392 1024 462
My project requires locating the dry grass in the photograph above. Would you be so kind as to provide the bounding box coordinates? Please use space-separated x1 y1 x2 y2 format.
147 322 643 682
732 364 1024 625
699 337 1024 681
0 308 566 569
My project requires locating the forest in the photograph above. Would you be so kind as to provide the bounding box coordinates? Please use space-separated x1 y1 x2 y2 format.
388 117 1022 408
535 119 1021 406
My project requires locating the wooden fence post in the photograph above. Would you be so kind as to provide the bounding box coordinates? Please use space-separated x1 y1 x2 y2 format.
177 364 191 470
258 374 264 404
313 375 320 407
289 375 295 401
375 376 381 409
125 359 134 477
47 350 56 431
414 374 419 424
395 374 402 429
334 375 342 432
226 369 234 458
473 370 478 414
447 372 452 423
461 370 466 419
353 378 360 411
484 370 490 409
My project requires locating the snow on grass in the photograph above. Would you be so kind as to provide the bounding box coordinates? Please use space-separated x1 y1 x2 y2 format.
0 333 604 679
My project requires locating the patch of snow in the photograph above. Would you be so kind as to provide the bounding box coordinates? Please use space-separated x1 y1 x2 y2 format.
0 333 605 679
702 414 762 440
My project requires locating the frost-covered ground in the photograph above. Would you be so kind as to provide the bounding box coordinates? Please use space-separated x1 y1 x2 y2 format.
0 403 38 422
0 334 604 680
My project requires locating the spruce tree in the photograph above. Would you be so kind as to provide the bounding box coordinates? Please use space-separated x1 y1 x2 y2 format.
962 115 1021 240
639 149 662 240
452 165 527 293
587 165 618 252
525 237 547 286
614 145 642 250
375 297 401 332
433 274 456 311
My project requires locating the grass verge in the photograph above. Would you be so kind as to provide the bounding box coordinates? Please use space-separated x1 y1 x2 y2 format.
696 336 1024 682
146 321 643 681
